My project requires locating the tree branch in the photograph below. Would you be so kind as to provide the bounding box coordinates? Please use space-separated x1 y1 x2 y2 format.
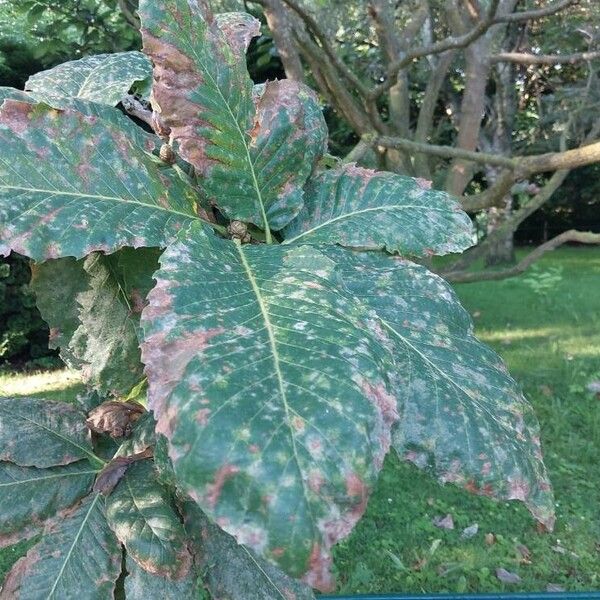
278 0 370 98
368 0 577 100
491 50 600 65
374 135 517 169
117 0 140 29
372 135 600 179
444 230 600 283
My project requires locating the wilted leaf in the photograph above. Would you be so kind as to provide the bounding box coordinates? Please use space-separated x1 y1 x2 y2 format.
0 397 97 468
87 401 145 438
461 523 479 539
283 164 473 256
139 1 327 231
70 249 160 395
329 249 555 529
433 514 454 530
0 101 203 261
495 567 521 584
2 495 121 599
25 52 152 108
141 226 398 589
30 257 88 369
124 556 200 599
183 501 314 600
106 460 191 578
0 461 96 541
93 448 153 495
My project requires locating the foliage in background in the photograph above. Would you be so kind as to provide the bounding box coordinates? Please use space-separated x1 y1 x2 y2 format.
0 253 59 371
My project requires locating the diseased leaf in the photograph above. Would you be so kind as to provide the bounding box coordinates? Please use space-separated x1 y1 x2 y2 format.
0 101 203 261
30 257 88 369
33 249 160 395
0 461 96 541
117 411 157 457
329 249 555 528
71 249 160 395
183 501 314 600
139 2 327 232
25 52 152 108
106 460 192 578
0 87 32 103
2 495 121 599
0 397 97 468
141 225 398 590
124 556 199 600
283 164 473 256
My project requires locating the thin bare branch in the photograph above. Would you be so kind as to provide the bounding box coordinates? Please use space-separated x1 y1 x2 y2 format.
374 135 517 169
492 50 600 65
445 230 600 283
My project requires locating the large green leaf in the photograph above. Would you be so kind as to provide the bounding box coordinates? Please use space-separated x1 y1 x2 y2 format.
139 2 327 234
106 460 192 578
0 100 202 261
328 249 555 527
30 257 88 369
2 494 121 599
0 461 97 541
141 226 398 589
0 397 98 468
183 501 315 600
25 52 152 108
283 165 474 256
71 249 160 396
124 556 199 600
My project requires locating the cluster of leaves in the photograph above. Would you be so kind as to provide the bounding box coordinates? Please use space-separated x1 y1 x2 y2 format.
0 0 555 597
3 0 139 67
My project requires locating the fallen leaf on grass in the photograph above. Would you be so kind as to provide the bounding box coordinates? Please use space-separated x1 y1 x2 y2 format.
485 533 496 546
411 557 428 571
429 539 442 556
551 545 580 559
516 544 531 564
496 568 521 584
586 381 600 397
433 514 454 529
461 523 479 539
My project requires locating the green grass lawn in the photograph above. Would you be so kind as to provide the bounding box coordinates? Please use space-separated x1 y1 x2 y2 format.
1 247 599 594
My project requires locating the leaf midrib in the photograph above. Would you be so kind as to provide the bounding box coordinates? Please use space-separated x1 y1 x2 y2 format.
0 469 98 487
187 35 272 241
235 241 313 517
0 404 103 467
1 185 198 222
46 494 101 599
284 204 458 243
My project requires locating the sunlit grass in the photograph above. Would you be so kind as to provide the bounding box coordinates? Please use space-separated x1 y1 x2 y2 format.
0 368 83 402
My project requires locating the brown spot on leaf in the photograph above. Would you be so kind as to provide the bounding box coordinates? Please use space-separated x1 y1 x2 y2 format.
301 543 334 592
204 464 240 509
